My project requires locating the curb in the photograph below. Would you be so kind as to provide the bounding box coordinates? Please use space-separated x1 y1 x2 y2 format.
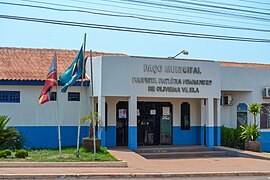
1 171 270 179
0 161 127 168
214 146 270 161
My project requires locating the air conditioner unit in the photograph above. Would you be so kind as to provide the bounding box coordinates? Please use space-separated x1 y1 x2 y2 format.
263 87 270 99
223 95 233 106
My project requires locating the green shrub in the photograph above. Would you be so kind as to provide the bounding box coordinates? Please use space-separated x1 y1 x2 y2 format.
15 149 28 158
0 115 24 150
0 151 7 158
221 125 245 150
4 149 12 156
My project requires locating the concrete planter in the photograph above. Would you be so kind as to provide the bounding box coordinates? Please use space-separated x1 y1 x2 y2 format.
245 141 260 152
82 138 101 152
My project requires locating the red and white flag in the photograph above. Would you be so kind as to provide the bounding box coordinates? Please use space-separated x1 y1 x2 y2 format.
39 53 57 104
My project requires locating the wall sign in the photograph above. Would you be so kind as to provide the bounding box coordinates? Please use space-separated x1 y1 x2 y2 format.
119 109 127 118
132 64 213 94
150 109 156 115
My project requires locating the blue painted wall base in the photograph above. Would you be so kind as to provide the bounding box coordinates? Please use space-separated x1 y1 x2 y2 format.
214 126 221 146
16 126 89 149
206 126 214 148
106 126 116 147
128 126 137 150
173 126 201 145
200 126 205 145
15 125 221 150
259 131 270 152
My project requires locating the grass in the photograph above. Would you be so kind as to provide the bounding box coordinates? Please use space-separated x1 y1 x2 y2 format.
0 147 118 162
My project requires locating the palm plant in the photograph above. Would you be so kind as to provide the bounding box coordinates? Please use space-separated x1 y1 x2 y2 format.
80 112 103 138
240 123 260 141
0 115 21 150
248 103 262 127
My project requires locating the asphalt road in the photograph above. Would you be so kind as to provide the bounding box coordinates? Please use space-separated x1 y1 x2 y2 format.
90 177 270 180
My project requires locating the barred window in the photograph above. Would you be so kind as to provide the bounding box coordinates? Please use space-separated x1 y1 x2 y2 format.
181 102 190 130
0 91 20 103
50 92 57 101
237 103 247 127
68 92 80 101
261 104 270 129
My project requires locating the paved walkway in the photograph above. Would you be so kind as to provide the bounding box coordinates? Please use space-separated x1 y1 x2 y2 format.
0 147 270 178
108 148 270 173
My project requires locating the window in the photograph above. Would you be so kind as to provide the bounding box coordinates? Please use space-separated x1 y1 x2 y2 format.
237 103 247 127
50 92 57 101
68 92 80 101
181 102 190 130
0 91 20 103
261 104 270 129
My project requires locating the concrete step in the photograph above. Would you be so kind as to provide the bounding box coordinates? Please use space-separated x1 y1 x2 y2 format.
139 151 227 159
136 145 211 154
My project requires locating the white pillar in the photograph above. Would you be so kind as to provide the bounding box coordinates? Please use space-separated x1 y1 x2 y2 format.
206 98 214 148
200 99 205 145
98 96 106 147
216 98 221 146
128 96 137 150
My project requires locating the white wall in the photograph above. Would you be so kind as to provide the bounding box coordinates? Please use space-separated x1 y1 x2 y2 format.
89 56 221 99
220 66 270 128
220 91 253 128
0 86 90 127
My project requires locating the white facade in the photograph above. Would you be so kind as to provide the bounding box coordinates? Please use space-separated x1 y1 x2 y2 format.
1 55 270 151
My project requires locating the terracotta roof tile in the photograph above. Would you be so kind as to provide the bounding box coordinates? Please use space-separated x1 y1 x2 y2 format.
0 47 126 81
220 61 270 69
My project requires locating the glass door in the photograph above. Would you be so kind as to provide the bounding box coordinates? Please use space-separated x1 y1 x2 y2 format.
116 101 128 146
160 103 172 145
137 102 156 146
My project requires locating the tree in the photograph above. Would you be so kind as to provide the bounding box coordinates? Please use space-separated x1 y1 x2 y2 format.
248 103 262 127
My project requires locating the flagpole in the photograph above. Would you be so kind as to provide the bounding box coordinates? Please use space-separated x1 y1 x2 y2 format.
55 52 62 158
76 33 87 157
90 50 96 159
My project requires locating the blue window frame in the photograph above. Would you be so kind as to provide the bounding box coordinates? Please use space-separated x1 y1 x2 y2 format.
68 92 80 101
0 91 20 103
237 103 247 127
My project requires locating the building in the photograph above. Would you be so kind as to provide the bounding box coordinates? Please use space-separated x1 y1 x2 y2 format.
0 47 269 152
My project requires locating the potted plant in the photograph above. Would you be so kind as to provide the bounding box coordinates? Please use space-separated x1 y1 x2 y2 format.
80 112 103 152
240 103 262 152
240 123 260 152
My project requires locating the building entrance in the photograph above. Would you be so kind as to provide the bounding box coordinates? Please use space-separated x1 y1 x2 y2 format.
116 101 128 146
137 102 172 146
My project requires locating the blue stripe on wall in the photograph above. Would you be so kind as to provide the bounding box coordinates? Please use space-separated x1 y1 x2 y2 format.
173 126 201 145
206 126 214 148
106 126 116 147
200 126 205 145
101 126 106 147
128 126 137 150
0 80 89 86
16 126 89 149
15 125 221 149
214 126 221 146
259 131 270 152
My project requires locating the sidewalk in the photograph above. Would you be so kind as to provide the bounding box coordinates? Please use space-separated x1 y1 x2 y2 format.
0 147 270 179
108 148 270 174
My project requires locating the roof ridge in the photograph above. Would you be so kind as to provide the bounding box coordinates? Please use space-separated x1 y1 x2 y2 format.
0 47 126 55
219 61 269 66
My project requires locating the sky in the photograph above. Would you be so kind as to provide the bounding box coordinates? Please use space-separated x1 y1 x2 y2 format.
1 0 270 63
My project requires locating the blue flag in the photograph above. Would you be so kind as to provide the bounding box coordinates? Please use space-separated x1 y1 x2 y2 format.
60 46 84 93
